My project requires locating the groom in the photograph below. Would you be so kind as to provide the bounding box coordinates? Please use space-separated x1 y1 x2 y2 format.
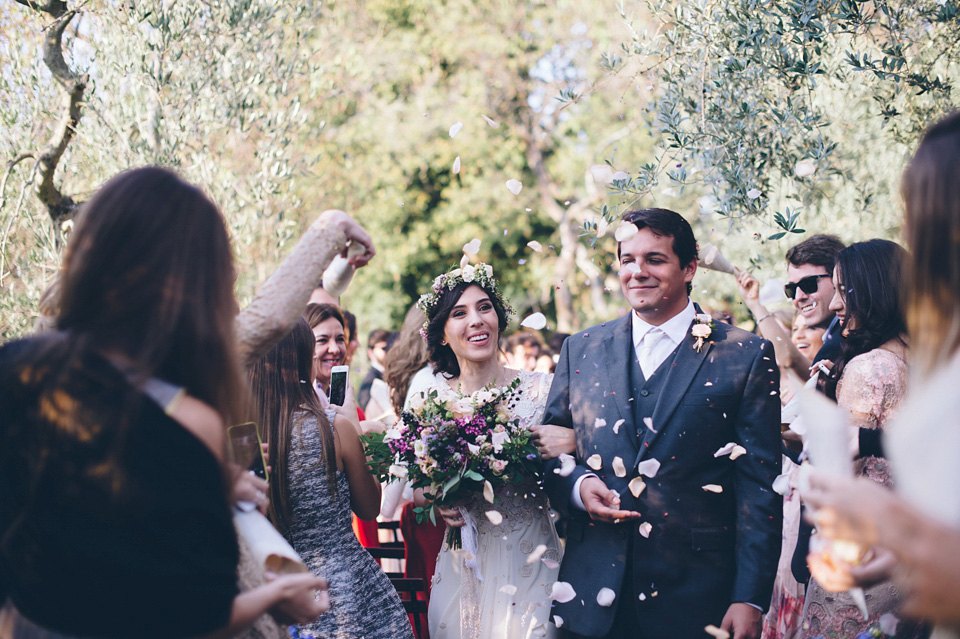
542 208 781 639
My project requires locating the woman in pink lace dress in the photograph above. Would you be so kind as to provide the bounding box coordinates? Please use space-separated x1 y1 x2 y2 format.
800 240 923 639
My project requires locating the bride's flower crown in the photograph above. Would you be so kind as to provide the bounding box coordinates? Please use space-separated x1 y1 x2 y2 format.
417 262 513 339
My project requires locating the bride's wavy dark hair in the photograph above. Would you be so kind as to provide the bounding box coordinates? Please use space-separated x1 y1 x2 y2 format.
822 239 908 399
425 281 509 378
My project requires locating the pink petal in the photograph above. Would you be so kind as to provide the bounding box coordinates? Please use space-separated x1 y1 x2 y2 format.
549 581 576 603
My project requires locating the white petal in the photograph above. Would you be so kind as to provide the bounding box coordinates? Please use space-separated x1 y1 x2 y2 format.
729 445 747 460
746 188 762 199
554 453 576 477
505 179 523 195
596 217 609 238
620 262 642 276
485 510 503 525
586 454 603 470
453 156 461 174
499 584 518 596
521 312 547 330
705 625 730 639
628 476 646 497
541 557 560 570
642 417 656 432
713 442 736 457
772 472 791 496
527 240 543 252
636 458 660 478
702 484 723 493
613 419 625 434
614 223 638 242
449 122 463 138
794 159 816 178
594 417 607 429
590 164 614 183
611 171 629 182
553 615 564 628
460 254 470 268
549 581 577 603
612 456 627 477
638 522 652 538
638 592 647 601
482 114 499 127
463 238 481 255
483 480 495 503
526 544 547 564
879 613 899 636
596 587 616 607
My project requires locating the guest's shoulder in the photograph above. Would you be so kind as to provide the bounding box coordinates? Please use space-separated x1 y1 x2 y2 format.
846 347 908 379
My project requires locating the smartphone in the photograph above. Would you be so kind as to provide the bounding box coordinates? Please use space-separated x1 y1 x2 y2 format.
228 421 269 481
329 365 349 406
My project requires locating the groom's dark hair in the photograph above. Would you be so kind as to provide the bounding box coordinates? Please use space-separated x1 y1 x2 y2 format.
619 208 697 294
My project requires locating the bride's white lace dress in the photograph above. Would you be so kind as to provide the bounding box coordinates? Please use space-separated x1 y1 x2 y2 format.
405 368 562 639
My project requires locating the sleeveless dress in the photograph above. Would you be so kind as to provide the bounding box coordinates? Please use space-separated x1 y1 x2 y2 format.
409 369 562 639
285 409 413 639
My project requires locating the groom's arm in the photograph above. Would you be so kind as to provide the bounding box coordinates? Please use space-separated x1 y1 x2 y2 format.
731 339 783 609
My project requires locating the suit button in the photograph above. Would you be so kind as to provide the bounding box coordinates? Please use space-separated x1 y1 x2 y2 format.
640 389 650 397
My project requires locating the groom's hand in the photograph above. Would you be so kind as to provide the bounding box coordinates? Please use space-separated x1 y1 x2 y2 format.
719 602 761 639
580 477 641 523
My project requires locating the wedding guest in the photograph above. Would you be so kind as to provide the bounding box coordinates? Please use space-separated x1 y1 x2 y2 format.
358 328 391 410
249 319 413 639
503 330 544 372
799 240 923 639
342 309 361 367
803 111 960 633
0 167 329 637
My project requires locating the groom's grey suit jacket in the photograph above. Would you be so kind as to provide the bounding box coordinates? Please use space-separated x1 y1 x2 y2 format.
543 311 782 638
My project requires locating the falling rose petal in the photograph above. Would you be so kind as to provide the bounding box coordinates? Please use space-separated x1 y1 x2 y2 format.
596 588 616 607
526 544 547 564
594 417 607 429
614 223 638 242
499 584 518 596
612 456 627 477
747 188 762 199
702 484 723 493
794 159 816 178
638 592 647 601
596 217 609 238
521 312 547 330
642 417 656 432
453 156 461 174
620 262 642 276
485 510 503 525
505 179 523 195
705 625 730 639
613 419 625 434
483 480 495 503
636 458 661 478
481 114 499 127
541 557 560 570
586 454 603 471
463 238 481 255
772 472 791 496
555 453 576 477
553 616 564 628
714 442 737 457
460 254 470 269
610 171 629 182
527 240 543 252
449 121 463 138
729 445 747 460
638 522 653 538
879 613 898 636
549 581 576 603
628 476 647 497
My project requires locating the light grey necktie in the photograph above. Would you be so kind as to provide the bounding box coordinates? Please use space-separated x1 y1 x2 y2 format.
638 328 665 379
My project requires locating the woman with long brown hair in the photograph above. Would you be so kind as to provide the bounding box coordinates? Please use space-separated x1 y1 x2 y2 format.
249 319 413 639
0 167 328 638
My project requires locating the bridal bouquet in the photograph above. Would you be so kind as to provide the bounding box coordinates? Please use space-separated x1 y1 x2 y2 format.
362 377 541 548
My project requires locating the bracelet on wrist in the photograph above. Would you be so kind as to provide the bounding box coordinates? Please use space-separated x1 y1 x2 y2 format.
756 313 774 324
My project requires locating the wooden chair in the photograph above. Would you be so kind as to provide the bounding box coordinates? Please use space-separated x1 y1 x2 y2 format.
390 577 429 639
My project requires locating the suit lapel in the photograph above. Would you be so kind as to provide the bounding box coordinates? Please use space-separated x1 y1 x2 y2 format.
601 314 635 429
634 319 714 464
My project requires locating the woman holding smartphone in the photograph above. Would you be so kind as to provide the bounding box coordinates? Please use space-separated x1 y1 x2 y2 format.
249 319 413 639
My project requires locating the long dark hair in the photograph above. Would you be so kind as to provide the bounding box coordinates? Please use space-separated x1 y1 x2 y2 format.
248 319 336 534
384 304 429 414
425 281 509 378
823 239 908 399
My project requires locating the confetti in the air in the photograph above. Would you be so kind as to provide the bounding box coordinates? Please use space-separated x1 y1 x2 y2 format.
628 476 647 497
794 160 816 178
638 522 653 538
485 510 503 525
453 156 461 174
500 584 518 596
481 114 499 127
483 480 495 503
643 417 656 432
553 616 564 628
463 238 481 255
702 484 723 493
705 625 731 639
596 588 616 607
613 419 625 434
521 313 547 330
772 472 791 496
542 557 560 570
612 456 627 477
555 453 576 477
549 581 577 603
527 240 543 252
594 418 607 429
747 188 762 199
586 454 603 471
636 458 661 478
526 544 548 564
729 445 747 460
449 122 463 138
614 223 638 242
506 179 523 195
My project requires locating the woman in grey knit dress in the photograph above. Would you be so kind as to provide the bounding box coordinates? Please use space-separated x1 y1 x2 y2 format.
249 319 413 639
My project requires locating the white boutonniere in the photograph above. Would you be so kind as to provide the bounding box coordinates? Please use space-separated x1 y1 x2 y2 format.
691 313 714 353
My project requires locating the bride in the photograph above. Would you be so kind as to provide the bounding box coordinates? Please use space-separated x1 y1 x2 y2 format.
407 262 572 639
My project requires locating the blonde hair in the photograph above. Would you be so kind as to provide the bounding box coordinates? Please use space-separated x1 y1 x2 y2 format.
902 112 960 379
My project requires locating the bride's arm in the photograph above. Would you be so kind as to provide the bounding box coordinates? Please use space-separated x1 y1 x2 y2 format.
236 210 373 368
